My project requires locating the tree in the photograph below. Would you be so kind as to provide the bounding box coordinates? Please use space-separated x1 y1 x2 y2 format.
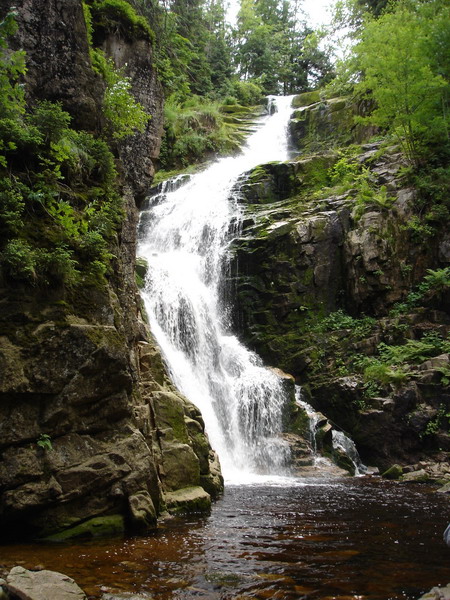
354 0 449 163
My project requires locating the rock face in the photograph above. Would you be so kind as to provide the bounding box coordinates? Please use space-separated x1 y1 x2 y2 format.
0 0 222 540
230 96 450 472
289 92 377 152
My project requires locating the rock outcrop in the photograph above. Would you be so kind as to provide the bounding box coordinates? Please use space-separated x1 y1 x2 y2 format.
230 93 450 473
0 0 222 540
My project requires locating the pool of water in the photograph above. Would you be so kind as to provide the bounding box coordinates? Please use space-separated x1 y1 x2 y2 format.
0 477 449 599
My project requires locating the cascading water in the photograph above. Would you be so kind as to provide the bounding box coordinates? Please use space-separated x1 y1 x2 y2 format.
138 96 295 482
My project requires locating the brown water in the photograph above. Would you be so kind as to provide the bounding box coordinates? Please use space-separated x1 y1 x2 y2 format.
0 477 449 599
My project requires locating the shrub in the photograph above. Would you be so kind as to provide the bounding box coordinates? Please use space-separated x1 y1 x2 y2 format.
229 80 263 106
36 246 80 286
91 49 150 139
0 179 25 234
2 239 36 282
28 101 71 145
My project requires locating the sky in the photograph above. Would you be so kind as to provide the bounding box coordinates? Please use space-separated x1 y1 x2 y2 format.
226 0 337 30
301 0 335 27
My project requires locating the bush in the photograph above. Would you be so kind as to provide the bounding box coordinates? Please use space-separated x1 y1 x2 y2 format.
229 80 263 106
91 49 150 139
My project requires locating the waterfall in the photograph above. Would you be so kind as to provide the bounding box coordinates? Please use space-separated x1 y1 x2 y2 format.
138 96 295 482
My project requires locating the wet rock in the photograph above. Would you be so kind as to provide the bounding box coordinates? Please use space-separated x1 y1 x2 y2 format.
0 0 221 540
43 515 125 542
6 566 87 600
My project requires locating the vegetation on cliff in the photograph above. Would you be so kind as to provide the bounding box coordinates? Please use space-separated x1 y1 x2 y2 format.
0 4 152 289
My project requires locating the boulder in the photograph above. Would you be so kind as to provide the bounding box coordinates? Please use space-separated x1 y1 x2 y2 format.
381 464 403 480
6 566 86 600
164 486 211 514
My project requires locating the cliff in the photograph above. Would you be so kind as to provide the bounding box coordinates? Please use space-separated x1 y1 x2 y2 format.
231 93 450 475
0 0 222 540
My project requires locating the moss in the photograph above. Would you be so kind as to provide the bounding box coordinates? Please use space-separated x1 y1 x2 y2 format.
152 391 189 443
42 515 125 541
88 0 155 43
332 448 355 475
287 403 310 437
381 464 403 480
292 91 321 108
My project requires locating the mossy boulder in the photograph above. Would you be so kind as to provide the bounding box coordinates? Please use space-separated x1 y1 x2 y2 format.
381 464 403 480
164 486 211 515
292 91 321 108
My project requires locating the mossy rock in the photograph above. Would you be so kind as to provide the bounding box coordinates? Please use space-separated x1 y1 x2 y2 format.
332 447 355 475
381 464 403 480
42 515 125 541
135 257 148 287
152 390 189 443
164 486 211 515
292 91 321 108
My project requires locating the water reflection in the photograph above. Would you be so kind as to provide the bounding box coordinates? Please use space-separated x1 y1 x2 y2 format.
0 478 449 599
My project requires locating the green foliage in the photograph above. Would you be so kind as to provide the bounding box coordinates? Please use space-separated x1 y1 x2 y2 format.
36 246 81 287
353 331 450 396
422 405 450 438
350 0 450 164
160 95 244 168
319 309 376 337
82 2 151 139
390 267 450 315
363 361 409 387
234 0 334 94
36 434 53 451
322 152 393 218
0 77 122 288
2 239 37 282
228 80 263 106
28 101 71 145
88 0 155 42
90 48 151 139
0 179 25 234
0 10 28 167
103 67 150 139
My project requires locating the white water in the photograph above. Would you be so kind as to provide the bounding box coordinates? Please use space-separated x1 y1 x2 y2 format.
138 96 295 483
